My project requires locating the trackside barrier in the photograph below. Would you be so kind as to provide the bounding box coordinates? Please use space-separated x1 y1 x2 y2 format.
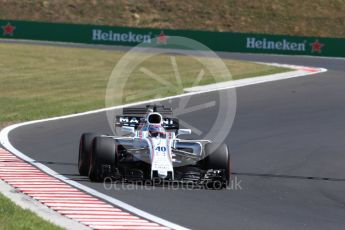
1 19 345 57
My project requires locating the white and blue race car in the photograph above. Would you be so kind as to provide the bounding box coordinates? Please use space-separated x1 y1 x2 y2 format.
78 105 230 189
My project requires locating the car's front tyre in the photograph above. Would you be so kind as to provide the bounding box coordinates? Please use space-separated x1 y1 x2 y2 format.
204 143 231 188
88 136 116 182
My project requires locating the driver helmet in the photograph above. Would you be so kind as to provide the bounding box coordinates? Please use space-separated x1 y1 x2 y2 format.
148 125 166 138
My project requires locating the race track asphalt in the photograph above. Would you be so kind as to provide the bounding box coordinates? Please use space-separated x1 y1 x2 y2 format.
8 52 345 230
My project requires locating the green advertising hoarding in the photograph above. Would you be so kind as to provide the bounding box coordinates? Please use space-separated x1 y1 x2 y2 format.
1 19 344 57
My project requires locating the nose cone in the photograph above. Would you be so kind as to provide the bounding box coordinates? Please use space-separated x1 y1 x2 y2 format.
158 170 168 179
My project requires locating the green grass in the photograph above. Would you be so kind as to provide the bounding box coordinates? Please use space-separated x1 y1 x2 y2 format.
0 193 62 230
0 42 290 128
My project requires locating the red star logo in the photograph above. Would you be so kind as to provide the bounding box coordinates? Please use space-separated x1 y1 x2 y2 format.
156 31 168 44
1 23 16 36
310 40 324 53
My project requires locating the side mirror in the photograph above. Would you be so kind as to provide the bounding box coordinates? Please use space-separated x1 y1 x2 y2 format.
177 129 191 137
121 126 135 134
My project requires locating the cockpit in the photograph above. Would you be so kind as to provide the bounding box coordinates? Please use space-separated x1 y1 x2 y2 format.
148 125 166 138
140 112 167 138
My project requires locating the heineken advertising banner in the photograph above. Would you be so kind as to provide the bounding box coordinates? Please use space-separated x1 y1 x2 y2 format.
1 19 344 57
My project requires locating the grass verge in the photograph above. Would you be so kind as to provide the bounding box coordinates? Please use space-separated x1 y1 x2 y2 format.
0 192 62 230
0 42 290 128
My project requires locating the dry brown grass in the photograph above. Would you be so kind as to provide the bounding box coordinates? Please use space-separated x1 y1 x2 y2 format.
0 0 344 37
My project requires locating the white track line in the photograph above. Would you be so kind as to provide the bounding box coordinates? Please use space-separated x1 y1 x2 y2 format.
0 63 326 229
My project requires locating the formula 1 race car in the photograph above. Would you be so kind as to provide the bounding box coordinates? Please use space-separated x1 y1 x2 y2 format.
78 105 230 189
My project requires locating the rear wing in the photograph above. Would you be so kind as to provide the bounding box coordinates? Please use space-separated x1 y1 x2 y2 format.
116 105 179 130
122 105 173 116
115 116 179 130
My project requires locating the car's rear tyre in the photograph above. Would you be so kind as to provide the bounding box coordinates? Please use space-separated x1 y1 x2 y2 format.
88 136 116 182
204 143 231 186
78 133 99 176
